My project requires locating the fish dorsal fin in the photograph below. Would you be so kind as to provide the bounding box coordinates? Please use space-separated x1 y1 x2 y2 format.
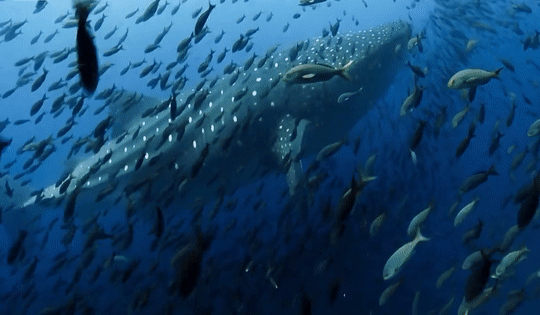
108 91 164 138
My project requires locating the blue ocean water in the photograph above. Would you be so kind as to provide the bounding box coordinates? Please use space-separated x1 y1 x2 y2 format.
1 0 540 314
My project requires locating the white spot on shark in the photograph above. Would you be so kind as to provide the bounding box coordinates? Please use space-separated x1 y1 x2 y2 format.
193 140 197 148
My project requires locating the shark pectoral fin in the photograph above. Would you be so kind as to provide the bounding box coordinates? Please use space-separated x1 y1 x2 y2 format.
286 160 304 195
273 116 310 195
108 91 164 137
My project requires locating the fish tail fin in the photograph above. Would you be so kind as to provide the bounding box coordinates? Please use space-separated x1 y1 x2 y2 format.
488 164 499 176
340 60 354 81
493 67 504 77
415 228 429 242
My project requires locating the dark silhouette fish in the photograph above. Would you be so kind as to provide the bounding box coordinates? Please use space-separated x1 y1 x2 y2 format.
0 137 12 157
464 250 493 303
517 173 540 230
75 2 99 93
459 164 498 193
7 230 28 265
194 2 216 36
136 0 160 24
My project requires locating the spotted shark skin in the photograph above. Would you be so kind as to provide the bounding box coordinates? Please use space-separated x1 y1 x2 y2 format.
24 20 411 208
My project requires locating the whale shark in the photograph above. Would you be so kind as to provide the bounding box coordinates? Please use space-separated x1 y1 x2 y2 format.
16 20 411 213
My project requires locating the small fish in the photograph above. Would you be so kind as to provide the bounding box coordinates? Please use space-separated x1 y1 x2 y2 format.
136 0 160 24
383 229 429 280
94 13 106 32
436 266 456 289
330 18 340 36
379 277 404 306
406 201 433 238
489 131 503 156
464 250 493 303
103 44 123 57
407 61 426 78
103 25 118 40
527 119 540 137
459 165 497 194
236 14 245 24
194 2 215 36
455 121 476 158
462 219 483 243
477 102 485 124
447 68 503 102
506 99 516 127
157 1 169 15
283 22 290 33
75 2 99 93
125 8 139 19
7 230 27 265
465 39 478 52
499 58 515 72
44 29 59 43
524 31 539 51
400 84 424 116
283 61 353 84
0 138 11 158
517 174 540 230
299 0 327 5
337 87 363 103
316 140 346 162
30 30 43 45
493 246 529 278
452 105 469 128
31 68 48 92
454 196 479 227
409 120 427 151
94 1 109 15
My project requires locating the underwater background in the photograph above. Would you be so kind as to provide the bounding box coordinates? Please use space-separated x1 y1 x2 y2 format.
1 0 540 314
